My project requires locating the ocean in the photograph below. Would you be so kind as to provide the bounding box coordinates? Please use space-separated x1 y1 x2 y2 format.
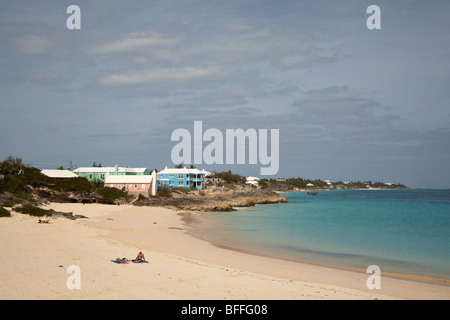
190 189 450 281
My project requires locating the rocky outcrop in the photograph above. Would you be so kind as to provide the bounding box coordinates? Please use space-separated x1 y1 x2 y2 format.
1 183 286 213
134 184 287 211
26 186 121 205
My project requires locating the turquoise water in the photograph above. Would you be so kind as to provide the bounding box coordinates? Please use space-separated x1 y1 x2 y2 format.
206 189 450 280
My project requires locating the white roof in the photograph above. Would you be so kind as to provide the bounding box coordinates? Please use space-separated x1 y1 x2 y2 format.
246 176 260 181
74 167 147 173
201 169 211 176
105 175 154 184
118 168 147 173
158 166 206 175
41 169 78 178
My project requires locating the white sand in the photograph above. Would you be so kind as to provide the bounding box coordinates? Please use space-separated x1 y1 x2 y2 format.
0 203 448 300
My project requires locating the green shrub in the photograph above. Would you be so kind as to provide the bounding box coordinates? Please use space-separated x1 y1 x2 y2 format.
0 156 25 175
210 170 246 184
152 186 172 198
96 186 130 201
55 177 92 193
259 180 268 189
1 198 18 207
14 204 51 217
23 167 53 187
3 174 25 194
0 207 11 218
137 193 148 201
0 179 6 194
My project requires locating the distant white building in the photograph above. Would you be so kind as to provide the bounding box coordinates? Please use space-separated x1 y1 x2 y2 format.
73 165 149 183
41 169 78 179
246 176 260 187
306 183 314 187
200 169 211 177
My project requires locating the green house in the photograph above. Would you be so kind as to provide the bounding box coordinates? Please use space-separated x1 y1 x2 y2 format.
73 165 149 183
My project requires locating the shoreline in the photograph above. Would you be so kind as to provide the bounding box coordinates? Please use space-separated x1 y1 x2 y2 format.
274 188 412 194
0 203 449 300
182 209 450 287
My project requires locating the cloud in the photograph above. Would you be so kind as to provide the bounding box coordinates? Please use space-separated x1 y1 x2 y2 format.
88 26 331 70
96 66 231 87
304 85 349 96
187 32 322 68
224 19 261 33
89 32 181 55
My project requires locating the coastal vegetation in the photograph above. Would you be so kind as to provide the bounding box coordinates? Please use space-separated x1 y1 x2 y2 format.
259 177 408 191
14 204 52 217
0 156 131 208
152 186 173 198
96 186 133 202
0 206 11 218
209 170 246 184
0 155 408 213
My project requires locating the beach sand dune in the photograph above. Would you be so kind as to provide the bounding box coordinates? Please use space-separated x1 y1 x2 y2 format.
0 203 448 300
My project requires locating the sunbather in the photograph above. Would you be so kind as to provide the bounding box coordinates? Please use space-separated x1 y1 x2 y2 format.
134 252 145 263
115 258 129 264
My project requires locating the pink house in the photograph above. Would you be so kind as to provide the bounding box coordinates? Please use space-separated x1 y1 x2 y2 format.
104 171 157 197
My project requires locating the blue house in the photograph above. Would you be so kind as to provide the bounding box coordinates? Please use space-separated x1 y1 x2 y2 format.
157 167 207 190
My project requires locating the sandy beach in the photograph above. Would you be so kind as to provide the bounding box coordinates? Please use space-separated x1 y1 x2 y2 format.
0 203 449 300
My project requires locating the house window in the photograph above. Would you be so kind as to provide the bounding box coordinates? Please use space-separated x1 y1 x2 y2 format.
134 184 138 189
142 184 146 189
178 174 184 179
118 185 122 189
178 181 184 187
169 174 174 178
101 174 105 179
89 174 93 179
110 184 114 188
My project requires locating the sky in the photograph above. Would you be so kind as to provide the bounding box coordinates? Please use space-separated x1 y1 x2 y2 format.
1 0 449 188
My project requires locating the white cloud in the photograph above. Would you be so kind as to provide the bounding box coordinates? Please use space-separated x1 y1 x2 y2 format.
97 66 231 87
88 28 328 70
89 32 181 55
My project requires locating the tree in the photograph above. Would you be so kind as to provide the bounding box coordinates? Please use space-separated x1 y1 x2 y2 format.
0 156 25 175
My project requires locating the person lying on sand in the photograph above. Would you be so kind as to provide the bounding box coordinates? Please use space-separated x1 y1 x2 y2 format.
134 252 145 263
38 219 49 224
115 258 129 264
